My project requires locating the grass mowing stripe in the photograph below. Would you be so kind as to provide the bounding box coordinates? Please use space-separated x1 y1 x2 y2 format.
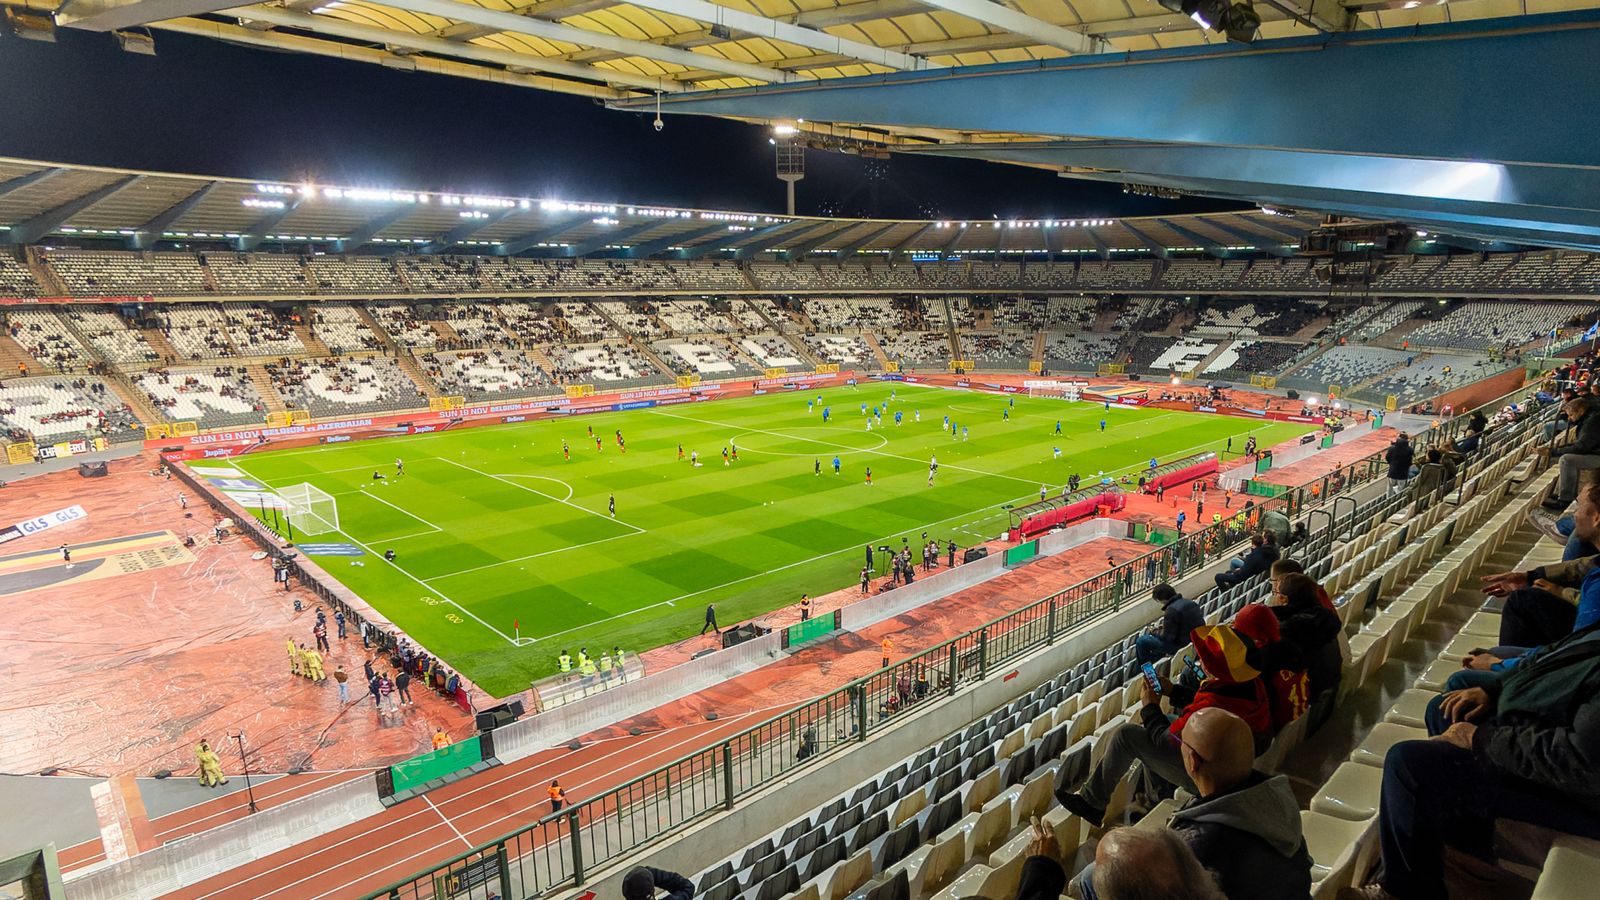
228 382 1313 694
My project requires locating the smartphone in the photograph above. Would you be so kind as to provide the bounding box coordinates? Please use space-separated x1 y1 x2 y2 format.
1140 662 1162 694
1183 653 1206 682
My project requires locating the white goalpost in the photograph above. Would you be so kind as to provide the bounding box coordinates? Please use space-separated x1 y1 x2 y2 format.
280 483 340 535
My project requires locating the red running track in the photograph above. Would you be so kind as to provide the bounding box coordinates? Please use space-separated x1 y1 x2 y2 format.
162 706 787 900
59 770 377 875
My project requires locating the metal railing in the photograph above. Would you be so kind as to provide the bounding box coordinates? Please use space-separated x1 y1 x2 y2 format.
362 378 1552 900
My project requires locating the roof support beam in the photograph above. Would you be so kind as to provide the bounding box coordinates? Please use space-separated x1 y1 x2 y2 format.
561 221 661 257
887 222 935 261
1207 218 1296 257
1083 227 1110 260
627 223 726 258
835 222 900 259
56 0 241 32
905 0 1107 55
639 14 1600 168
616 0 931 70
1041 223 1059 263
789 0 924 28
431 0 618 43
420 208 516 253
225 6 678 92
1259 0 1355 33
334 206 419 253
783 222 851 261
1120 222 1168 259
8 175 144 245
236 198 300 251
157 16 628 100
937 225 966 261
0 168 66 202
1156 219 1229 258
495 213 594 256
376 0 801 83
683 223 790 260
738 222 832 260
130 180 220 249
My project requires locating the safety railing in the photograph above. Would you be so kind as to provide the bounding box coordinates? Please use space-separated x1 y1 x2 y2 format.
363 379 1553 900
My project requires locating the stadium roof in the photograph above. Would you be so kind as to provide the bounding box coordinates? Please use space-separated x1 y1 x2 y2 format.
0 155 1363 258
18 1 1600 252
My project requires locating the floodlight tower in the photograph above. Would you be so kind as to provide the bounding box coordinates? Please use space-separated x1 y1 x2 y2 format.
773 124 804 216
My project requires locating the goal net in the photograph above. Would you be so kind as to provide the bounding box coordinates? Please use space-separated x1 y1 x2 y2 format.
280 482 339 535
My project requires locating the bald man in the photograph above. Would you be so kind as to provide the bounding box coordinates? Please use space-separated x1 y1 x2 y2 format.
1071 708 1308 900
1169 707 1310 900
1085 827 1226 900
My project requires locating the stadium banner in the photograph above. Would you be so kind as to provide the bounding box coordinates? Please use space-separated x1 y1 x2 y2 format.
5 442 34 465
1004 540 1040 567
0 293 153 307
34 437 106 461
784 615 835 649
385 735 484 796
0 504 88 546
151 372 860 453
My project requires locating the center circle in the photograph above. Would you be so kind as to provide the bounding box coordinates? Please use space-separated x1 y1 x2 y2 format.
731 426 889 456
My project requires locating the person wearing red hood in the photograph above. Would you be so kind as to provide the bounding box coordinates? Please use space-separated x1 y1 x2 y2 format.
1057 623 1273 825
1233 603 1313 735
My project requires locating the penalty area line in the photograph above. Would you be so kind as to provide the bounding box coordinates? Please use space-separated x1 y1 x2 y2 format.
230 460 522 649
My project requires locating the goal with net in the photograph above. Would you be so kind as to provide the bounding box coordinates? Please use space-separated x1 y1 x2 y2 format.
279 483 339 535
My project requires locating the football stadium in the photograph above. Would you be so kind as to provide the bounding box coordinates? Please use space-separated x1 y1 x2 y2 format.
1 4 1599 900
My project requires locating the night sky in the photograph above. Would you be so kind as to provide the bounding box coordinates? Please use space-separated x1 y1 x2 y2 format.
0 26 1247 220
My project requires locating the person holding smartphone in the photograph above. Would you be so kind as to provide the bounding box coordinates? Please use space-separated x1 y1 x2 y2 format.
1136 584 1204 665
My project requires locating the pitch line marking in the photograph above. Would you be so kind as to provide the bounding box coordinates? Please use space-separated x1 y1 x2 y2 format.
518 419 1295 648
424 796 474 848
224 709 776 900
433 456 644 535
423 531 637 583
357 485 443 535
230 460 521 649
646 408 1039 487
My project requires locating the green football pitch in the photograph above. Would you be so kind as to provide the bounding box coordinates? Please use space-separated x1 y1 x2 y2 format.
204 382 1312 696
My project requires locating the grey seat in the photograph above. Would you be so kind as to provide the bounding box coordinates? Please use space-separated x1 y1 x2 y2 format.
754 866 799 900
803 836 846 880
697 863 734 893
849 811 889 854
877 820 921 869
829 805 864 841
738 840 775 872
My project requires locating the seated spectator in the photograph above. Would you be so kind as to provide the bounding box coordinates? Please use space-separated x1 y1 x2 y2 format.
1168 708 1311 900
622 866 694 900
1480 482 1600 653
1232 604 1312 734
1269 559 1334 613
1544 395 1600 512
1135 583 1204 665
1266 573 1343 701
1080 827 1227 900
1444 485 1600 703
1215 534 1279 590
1057 624 1270 824
1342 619 1600 900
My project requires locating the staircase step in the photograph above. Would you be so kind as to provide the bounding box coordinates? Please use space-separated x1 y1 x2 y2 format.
244 363 288 413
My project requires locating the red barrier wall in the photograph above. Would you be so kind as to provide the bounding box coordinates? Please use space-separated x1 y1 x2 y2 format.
1009 491 1126 541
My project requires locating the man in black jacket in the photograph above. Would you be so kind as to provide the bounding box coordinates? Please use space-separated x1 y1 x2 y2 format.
1267 574 1343 699
1215 534 1279 590
1341 622 1600 900
1168 708 1311 900
1545 396 1600 511
1385 432 1414 495
622 866 695 900
1136 583 1205 664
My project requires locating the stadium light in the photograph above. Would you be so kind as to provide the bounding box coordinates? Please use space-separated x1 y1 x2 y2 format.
772 123 799 137
1306 396 1319 405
